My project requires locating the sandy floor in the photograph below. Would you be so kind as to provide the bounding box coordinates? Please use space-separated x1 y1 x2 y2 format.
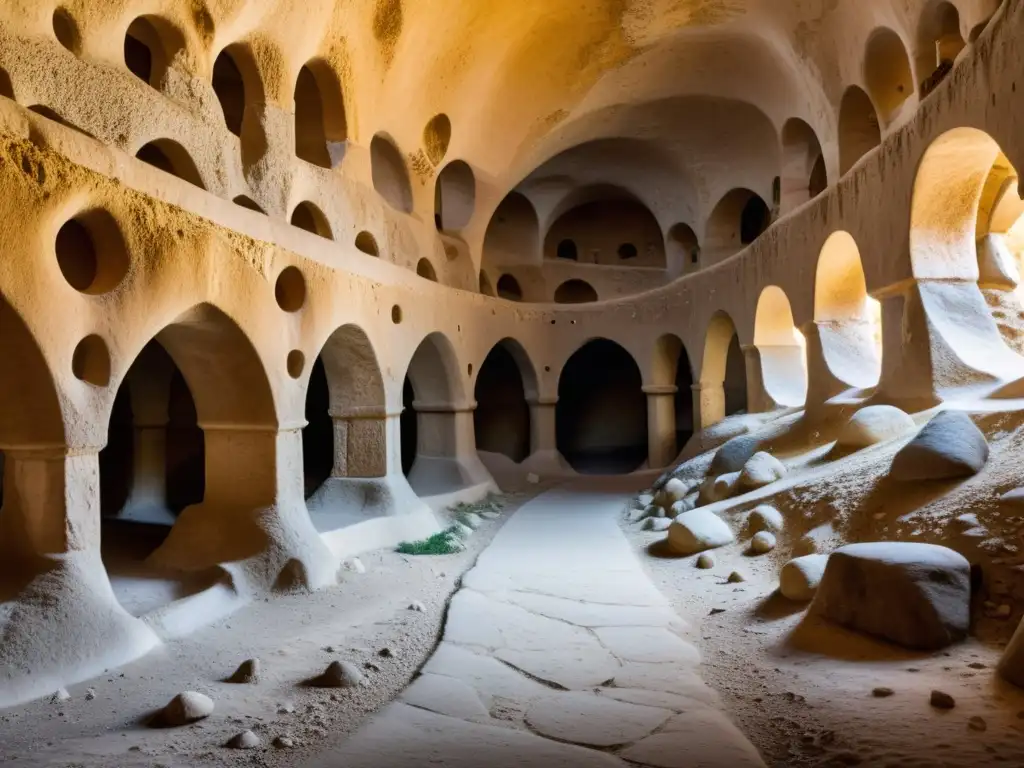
0 491 533 768
624 520 1024 768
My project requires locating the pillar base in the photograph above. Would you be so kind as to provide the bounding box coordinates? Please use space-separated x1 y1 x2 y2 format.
147 499 338 596
306 474 435 532
0 550 160 710
406 454 495 499
113 500 177 527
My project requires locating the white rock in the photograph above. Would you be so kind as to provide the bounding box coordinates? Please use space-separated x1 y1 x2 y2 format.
668 494 698 519
50 688 70 703
657 478 690 508
837 405 916 449
890 411 989 481
746 505 783 534
637 493 654 507
709 435 760 475
780 554 829 601
644 517 672 532
344 557 366 574
738 452 786 490
667 510 736 555
227 730 261 749
526 473 540 484
157 691 214 727
648 504 666 519
811 542 971 650
750 531 776 554
698 472 740 506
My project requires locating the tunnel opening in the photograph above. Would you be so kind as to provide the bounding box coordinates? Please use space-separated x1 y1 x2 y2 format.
557 339 647 474
474 341 533 464
212 49 245 137
302 356 333 499
135 139 205 189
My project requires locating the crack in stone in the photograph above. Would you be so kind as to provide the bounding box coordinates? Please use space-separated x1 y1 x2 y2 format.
492 657 571 691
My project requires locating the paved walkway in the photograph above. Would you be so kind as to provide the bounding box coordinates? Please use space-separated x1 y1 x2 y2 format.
306 485 765 768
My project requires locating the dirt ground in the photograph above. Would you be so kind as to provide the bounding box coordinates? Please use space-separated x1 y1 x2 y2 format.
0 491 534 768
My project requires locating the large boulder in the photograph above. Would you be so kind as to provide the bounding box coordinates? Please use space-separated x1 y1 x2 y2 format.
810 542 971 650
837 406 916 450
667 510 736 555
780 554 829 602
889 411 989 481
738 452 786 490
709 435 760 476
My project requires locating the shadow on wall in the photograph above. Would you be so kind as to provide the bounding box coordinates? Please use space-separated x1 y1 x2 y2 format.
557 339 647 474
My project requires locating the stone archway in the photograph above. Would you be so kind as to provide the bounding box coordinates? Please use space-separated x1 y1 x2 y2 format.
698 312 748 428
474 339 538 465
754 286 808 409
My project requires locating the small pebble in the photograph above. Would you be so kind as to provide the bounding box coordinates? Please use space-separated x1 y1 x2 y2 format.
84 688 96 701
872 687 894 698
408 601 425 612
930 690 956 709
968 716 987 732
968 662 987 670
378 647 396 659
709 608 726 615
696 553 715 570
226 730 260 750
727 571 746 584
274 736 295 749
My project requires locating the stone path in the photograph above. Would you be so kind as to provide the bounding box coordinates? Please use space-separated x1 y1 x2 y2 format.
305 485 765 767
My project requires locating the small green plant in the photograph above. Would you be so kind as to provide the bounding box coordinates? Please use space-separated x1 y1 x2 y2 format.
396 526 466 555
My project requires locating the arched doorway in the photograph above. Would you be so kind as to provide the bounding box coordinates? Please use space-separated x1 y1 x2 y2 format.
916 1 965 94
754 286 808 408
812 231 883 400
474 339 536 464
482 192 540 265
705 189 771 264
839 86 881 175
135 139 205 189
666 223 700 277
371 134 413 213
864 28 915 126
554 279 598 304
557 339 647 474
435 160 476 232
294 60 347 169
699 312 748 428
781 118 826 212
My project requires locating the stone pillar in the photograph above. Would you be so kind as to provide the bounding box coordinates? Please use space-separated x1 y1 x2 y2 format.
522 396 571 476
407 400 494 496
875 285 939 409
149 424 336 593
643 385 678 470
330 405 390 478
692 381 724 432
742 344 774 414
0 447 99 570
801 322 853 411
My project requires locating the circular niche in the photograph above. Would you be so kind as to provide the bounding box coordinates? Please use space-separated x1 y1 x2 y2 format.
287 350 306 379
53 8 81 55
55 210 130 295
72 335 111 386
275 266 306 313
391 305 402 324
355 231 380 257
423 114 452 165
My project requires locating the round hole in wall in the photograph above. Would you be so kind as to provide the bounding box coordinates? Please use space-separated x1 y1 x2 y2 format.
55 210 130 295
275 266 306 313
468 363 473 376
617 243 638 260
391 305 402 324
72 334 111 386
444 243 459 261
550 320 556 325
287 350 305 379
544 366 551 373
53 8 81 54
423 113 452 165
355 231 380 256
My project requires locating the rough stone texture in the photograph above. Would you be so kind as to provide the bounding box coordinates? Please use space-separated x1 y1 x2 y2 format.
810 543 971 650
227 658 261 684
400 673 491 721
978 234 1021 289
780 554 829 601
156 691 214 727
889 411 990 481
738 452 787 490
621 708 766 767
837 405 917 449
667 510 736 555
709 435 761 476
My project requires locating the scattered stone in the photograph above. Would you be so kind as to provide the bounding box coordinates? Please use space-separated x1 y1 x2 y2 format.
667 509 736 555
526 473 540 484
50 688 70 704
738 452 787 490
315 661 364 688
378 647 396 658
837 405 916 449
1002 488 1024 507
811 543 970 650
156 692 214 727
750 531 777 555
872 687 894 698
408 601 426 612
668 495 698 519
657 478 691 508
273 736 295 749
956 513 980 527
364 661 381 672
696 553 716 570
637 493 654 507
228 658 261 684
84 688 96 701
710 434 760 476
452 522 474 539
277 702 295 714
968 662 986 670
709 608 726 615
644 517 672 532
344 557 366 574
459 512 483 530
648 505 667 519
780 554 829 602
698 472 741 506
747 505 784 534
727 571 746 584
968 715 987 732
930 690 956 709
889 411 989 481
226 730 261 750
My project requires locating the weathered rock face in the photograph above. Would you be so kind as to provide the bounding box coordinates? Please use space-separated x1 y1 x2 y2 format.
810 542 971 650
889 411 989 481
780 554 829 602
667 510 735 555
738 453 786 490
978 234 1021 290
709 436 760 477
837 405 916 449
